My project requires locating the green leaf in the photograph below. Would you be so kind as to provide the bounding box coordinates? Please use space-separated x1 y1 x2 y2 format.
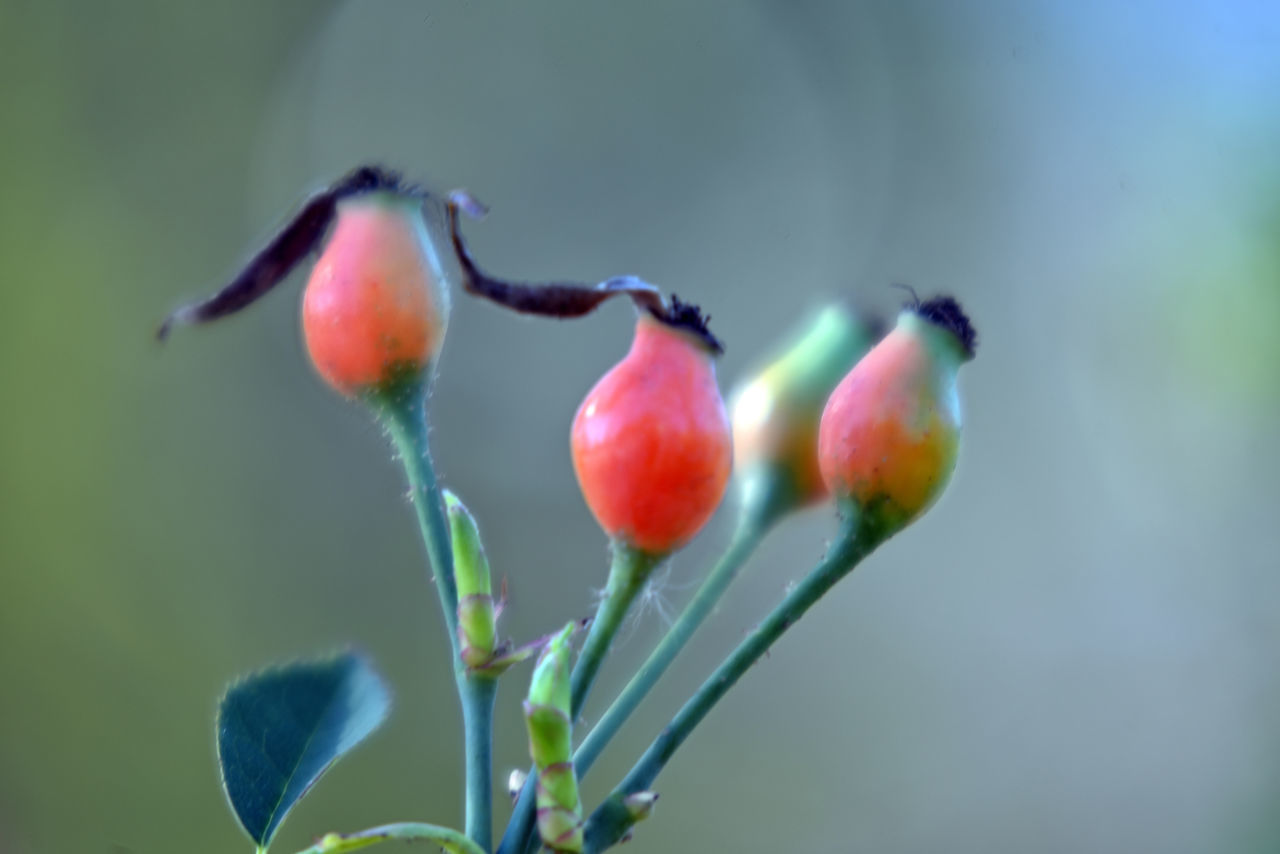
216 651 391 851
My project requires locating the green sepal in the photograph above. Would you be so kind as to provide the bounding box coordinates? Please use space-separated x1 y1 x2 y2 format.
468 640 535 677
457 594 497 668
535 802 584 853
536 761 580 818
466 616 591 678
524 706 574 791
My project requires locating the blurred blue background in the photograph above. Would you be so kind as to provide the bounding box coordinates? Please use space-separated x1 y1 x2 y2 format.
1 2 1278 852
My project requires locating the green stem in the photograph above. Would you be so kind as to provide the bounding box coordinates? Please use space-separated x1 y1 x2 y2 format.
379 389 495 852
499 543 660 854
288 821 486 854
462 675 499 851
582 512 889 853
571 543 662 715
572 483 788 780
379 390 460 644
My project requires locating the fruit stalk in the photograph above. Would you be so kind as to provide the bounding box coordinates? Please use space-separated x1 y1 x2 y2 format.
501 543 660 854
582 512 890 853
570 475 788 780
380 391 460 644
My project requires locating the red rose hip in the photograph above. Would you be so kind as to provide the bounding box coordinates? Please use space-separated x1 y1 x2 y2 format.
571 310 732 555
302 193 450 396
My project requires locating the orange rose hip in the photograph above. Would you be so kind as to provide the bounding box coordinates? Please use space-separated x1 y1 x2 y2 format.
818 296 976 528
731 303 880 510
302 193 450 396
571 309 732 555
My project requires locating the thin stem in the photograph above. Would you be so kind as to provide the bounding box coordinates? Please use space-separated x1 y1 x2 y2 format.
571 543 661 715
288 821 486 854
572 483 788 780
380 390 460 645
498 543 660 854
582 513 888 853
379 389 496 852
462 675 499 851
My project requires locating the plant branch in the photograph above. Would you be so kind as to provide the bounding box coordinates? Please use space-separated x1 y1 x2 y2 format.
571 481 789 780
379 389 496 852
582 512 889 853
462 675 499 851
498 543 660 854
380 390 460 645
570 543 662 715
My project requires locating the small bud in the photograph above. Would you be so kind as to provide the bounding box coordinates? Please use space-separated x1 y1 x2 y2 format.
508 768 529 802
818 295 976 532
622 791 659 823
444 490 497 668
731 303 880 511
524 623 583 852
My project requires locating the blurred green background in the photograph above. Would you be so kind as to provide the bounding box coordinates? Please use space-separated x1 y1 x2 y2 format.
2 2 1279 852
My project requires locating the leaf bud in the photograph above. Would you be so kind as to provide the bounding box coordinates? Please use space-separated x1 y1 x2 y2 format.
444 490 497 669
524 623 583 852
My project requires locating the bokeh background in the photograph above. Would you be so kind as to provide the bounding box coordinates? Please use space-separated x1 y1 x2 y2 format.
2 2 1279 852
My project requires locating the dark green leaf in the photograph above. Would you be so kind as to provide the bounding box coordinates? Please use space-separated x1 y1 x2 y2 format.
216 651 391 850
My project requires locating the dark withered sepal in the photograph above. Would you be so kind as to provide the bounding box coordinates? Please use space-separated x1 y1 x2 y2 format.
648 295 723 354
912 295 977 358
445 195 724 354
329 164 409 199
157 164 416 341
